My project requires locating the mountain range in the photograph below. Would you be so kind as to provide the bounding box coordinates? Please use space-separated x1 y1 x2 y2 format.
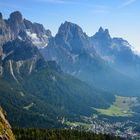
0 11 140 128
42 21 140 96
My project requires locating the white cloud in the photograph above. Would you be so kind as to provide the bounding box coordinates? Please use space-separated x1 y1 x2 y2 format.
121 0 137 7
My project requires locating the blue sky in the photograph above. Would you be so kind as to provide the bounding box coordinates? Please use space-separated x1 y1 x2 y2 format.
0 0 140 52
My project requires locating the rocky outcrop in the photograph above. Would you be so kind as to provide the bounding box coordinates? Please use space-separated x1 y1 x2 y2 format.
55 21 89 54
0 107 15 140
0 11 51 49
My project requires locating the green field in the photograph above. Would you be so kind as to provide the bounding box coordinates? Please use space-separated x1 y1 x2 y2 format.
95 96 139 117
65 121 91 129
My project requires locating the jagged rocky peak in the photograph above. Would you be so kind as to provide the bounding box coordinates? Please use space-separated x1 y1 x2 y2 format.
98 27 104 33
98 27 109 34
1 11 51 48
9 11 23 22
62 21 80 28
56 21 88 42
0 12 3 20
112 37 133 51
24 19 52 37
105 28 109 33
0 13 12 46
93 26 111 40
23 19 33 30
58 21 84 36
8 11 25 37
33 22 46 34
55 21 89 53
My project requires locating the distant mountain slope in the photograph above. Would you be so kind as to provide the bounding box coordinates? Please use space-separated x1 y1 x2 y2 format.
41 21 140 96
0 36 114 127
0 107 15 140
1 11 140 96
90 27 140 80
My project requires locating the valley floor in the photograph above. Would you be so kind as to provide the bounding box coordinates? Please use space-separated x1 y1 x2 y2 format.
95 96 139 117
64 117 140 140
63 96 140 140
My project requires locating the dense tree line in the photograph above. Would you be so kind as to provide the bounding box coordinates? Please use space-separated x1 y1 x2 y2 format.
13 128 120 140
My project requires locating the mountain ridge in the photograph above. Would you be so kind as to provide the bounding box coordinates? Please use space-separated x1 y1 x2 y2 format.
41 20 140 96
0 11 115 128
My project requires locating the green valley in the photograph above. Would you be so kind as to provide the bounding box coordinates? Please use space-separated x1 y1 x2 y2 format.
95 96 139 117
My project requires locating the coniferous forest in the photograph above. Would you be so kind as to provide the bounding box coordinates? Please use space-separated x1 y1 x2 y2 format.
13 128 120 140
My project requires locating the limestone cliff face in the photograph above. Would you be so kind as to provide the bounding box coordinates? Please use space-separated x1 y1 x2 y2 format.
0 107 15 140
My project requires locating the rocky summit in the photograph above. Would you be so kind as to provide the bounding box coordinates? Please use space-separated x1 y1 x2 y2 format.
0 11 51 48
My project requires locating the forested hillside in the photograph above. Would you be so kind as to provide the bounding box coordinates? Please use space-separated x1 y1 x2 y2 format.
13 128 120 140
